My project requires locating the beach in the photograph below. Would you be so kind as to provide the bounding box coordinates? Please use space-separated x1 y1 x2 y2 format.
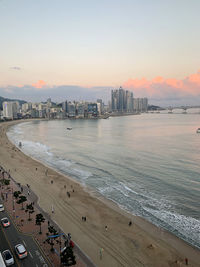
0 120 200 267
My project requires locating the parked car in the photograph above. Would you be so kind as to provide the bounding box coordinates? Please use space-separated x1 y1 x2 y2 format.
2 250 14 266
0 204 4 212
1 218 10 228
15 244 27 259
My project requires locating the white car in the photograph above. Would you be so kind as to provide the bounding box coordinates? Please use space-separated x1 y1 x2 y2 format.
2 250 14 266
0 204 4 212
15 244 27 259
1 217 10 228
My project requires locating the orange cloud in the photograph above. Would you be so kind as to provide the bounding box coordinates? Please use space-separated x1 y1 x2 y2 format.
152 76 164 83
124 77 150 89
187 70 200 85
123 70 200 98
32 80 47 89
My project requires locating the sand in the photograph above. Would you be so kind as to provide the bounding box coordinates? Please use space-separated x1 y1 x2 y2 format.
0 120 199 267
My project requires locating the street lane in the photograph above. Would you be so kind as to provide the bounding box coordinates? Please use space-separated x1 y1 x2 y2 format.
0 221 19 267
0 209 49 267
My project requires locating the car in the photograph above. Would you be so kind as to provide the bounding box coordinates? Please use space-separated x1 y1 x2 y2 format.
15 244 27 259
2 250 14 266
0 204 4 212
1 218 10 228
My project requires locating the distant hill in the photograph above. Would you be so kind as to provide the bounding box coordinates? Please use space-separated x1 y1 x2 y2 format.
0 96 27 110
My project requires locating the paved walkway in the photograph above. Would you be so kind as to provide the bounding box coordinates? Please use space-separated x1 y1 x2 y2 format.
0 167 95 267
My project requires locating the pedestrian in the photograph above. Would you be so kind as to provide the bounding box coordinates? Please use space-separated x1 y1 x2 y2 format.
185 258 188 265
69 240 74 248
105 225 108 231
27 190 30 195
129 221 132 226
99 248 104 260
51 204 54 213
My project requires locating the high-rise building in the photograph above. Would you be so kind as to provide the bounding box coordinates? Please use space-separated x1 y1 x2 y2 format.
68 102 76 117
76 103 85 118
62 101 68 113
22 102 32 112
87 103 98 117
3 101 18 119
97 99 103 114
133 98 148 113
111 87 134 113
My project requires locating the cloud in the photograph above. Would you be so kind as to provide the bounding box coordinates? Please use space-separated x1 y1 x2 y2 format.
10 66 21 70
0 84 110 104
123 70 200 100
32 80 47 89
1 70 200 107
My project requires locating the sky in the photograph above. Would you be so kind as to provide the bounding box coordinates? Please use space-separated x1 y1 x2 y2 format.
0 0 200 106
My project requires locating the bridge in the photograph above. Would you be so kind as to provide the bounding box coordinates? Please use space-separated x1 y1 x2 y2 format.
149 106 200 114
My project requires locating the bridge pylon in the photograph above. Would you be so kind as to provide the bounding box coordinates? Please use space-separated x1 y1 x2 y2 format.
168 107 173 114
182 107 187 114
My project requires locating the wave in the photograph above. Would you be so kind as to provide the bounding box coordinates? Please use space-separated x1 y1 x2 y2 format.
144 207 200 249
7 121 200 249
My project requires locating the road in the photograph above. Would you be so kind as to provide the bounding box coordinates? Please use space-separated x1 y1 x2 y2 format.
0 209 50 267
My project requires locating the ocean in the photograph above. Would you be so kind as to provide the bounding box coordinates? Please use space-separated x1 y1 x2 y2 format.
7 112 200 249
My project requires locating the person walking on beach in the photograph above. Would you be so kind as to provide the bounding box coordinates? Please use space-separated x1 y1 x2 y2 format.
99 248 104 260
51 204 54 214
185 258 188 265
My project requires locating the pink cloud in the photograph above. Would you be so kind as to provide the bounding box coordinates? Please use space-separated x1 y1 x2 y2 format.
123 70 200 99
187 70 200 85
32 80 47 89
152 76 164 83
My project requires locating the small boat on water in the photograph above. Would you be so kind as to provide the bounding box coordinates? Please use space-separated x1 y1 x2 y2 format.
67 127 72 130
196 128 200 133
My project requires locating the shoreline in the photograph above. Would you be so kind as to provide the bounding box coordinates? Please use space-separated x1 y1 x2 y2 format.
1 120 200 267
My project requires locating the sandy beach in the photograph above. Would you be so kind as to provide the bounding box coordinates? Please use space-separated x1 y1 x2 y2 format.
0 120 200 267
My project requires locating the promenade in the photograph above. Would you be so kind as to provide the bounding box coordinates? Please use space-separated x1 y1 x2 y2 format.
0 166 94 267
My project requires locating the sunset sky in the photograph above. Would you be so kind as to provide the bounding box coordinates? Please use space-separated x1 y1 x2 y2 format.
0 0 200 105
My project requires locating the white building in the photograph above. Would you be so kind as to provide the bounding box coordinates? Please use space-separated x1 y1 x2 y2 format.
22 102 32 112
3 101 18 119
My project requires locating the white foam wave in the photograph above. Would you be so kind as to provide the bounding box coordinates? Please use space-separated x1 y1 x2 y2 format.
72 168 92 179
119 182 139 195
144 207 200 246
22 140 53 155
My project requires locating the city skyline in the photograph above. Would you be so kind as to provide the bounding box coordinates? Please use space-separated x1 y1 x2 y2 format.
1 0 200 105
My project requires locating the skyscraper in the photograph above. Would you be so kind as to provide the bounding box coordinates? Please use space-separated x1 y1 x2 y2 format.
111 87 134 113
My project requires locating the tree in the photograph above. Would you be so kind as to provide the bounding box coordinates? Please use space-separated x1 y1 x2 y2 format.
25 203 35 221
16 195 27 210
46 225 59 251
60 246 76 266
13 191 21 199
35 213 45 234
4 179 10 186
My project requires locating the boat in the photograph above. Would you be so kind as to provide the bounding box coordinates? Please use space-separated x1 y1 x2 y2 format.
67 127 72 130
196 128 200 133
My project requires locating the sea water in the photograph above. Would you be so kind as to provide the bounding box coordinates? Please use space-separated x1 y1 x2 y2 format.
7 112 200 249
